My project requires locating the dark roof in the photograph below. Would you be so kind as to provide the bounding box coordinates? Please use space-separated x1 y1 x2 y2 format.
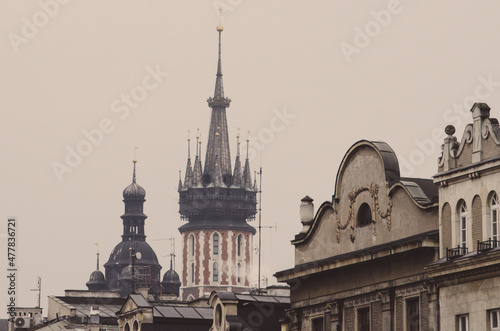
129 294 151 308
153 306 212 320
104 240 160 268
396 177 439 206
179 219 256 234
53 296 125 318
215 292 290 305
87 270 105 284
162 268 180 284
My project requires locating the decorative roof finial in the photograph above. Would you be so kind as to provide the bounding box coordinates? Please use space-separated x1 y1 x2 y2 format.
95 243 100 270
246 131 250 159
236 128 241 157
132 146 138 183
187 130 191 159
196 129 200 157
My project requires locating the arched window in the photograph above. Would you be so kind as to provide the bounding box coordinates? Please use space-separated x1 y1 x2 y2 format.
189 234 195 257
492 193 499 242
125 323 130 331
357 203 372 227
237 234 243 257
191 263 195 283
237 263 241 283
213 262 219 282
459 201 468 248
213 233 219 255
133 321 139 331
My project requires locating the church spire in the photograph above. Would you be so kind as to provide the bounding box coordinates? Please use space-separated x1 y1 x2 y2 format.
233 131 243 186
243 136 252 187
184 137 193 188
205 24 232 186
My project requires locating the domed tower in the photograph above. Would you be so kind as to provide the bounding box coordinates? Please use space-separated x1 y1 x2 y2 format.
178 25 257 301
86 252 106 291
161 258 181 298
104 160 162 297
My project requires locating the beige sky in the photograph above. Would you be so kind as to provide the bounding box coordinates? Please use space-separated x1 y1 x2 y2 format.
2 0 500 317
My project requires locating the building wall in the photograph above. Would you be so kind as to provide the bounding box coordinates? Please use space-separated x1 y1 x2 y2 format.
439 275 500 331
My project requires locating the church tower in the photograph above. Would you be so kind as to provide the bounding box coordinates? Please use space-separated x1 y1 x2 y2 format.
102 159 162 297
178 25 257 301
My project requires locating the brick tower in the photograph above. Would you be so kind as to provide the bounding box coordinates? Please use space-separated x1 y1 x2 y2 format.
177 24 257 301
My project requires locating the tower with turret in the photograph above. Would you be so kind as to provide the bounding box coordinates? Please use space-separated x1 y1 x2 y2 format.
178 24 257 301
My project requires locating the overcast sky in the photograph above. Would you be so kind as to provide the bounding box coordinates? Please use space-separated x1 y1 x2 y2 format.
2 1 500 317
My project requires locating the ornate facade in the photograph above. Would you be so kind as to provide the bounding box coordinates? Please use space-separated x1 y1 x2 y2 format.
276 140 439 331
276 103 500 331
177 25 257 301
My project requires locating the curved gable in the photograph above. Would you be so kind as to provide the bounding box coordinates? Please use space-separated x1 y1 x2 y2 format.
293 140 438 265
334 140 400 199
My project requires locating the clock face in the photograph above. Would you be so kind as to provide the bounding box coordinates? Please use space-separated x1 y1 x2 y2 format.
136 252 142 260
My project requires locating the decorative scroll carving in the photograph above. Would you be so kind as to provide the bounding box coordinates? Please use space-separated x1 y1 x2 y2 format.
336 183 392 243
395 284 427 297
455 124 473 158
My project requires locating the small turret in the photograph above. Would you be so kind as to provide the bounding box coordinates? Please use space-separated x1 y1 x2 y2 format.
232 132 243 187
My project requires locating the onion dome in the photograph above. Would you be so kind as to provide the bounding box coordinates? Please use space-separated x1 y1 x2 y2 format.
162 268 180 284
86 252 106 291
123 160 146 199
161 259 181 297
86 270 106 290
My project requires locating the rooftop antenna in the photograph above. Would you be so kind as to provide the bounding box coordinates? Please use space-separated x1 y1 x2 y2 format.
169 237 176 270
30 277 41 308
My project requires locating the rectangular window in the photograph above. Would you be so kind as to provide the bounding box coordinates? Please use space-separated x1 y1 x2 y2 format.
457 314 468 331
493 209 499 242
461 215 467 248
357 307 370 331
406 298 419 331
491 309 500 330
312 317 324 331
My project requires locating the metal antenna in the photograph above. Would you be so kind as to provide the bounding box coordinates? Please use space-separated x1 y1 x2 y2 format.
30 277 41 308
169 237 176 270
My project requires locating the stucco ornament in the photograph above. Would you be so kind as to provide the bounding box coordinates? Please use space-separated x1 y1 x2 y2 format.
336 183 393 243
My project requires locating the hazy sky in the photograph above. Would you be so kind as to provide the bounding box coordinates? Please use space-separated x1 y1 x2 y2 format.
2 1 500 317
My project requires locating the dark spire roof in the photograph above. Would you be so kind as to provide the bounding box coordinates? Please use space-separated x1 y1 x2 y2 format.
121 160 147 242
204 25 232 186
123 160 146 200
242 138 252 187
161 255 181 296
232 133 243 186
191 135 203 187
177 25 258 226
86 252 106 290
184 138 193 188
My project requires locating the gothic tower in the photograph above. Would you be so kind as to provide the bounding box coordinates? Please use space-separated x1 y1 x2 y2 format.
178 25 257 301
102 160 162 297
